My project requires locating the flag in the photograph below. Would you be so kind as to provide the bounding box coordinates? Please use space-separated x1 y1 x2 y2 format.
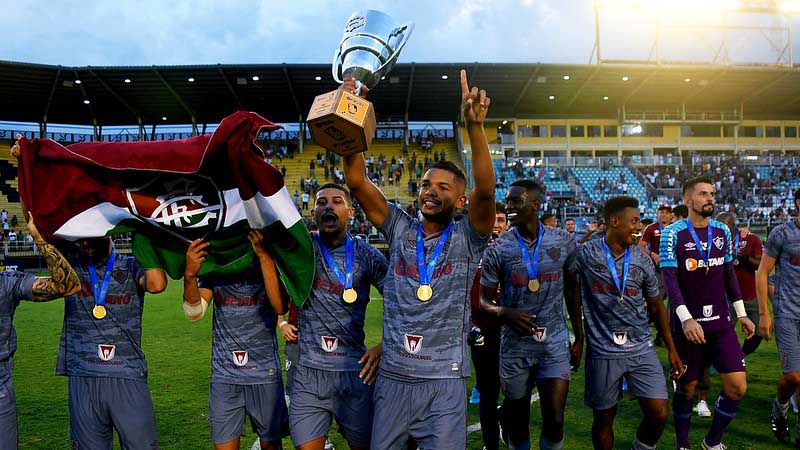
17 111 313 306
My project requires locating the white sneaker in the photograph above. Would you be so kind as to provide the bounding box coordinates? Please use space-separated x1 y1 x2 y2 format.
531 391 540 402
697 400 712 417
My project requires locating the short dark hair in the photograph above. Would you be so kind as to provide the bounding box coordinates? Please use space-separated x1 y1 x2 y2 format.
794 188 800 203
672 204 688 219
565 218 575 223
509 179 545 199
682 175 715 195
428 161 467 187
602 196 639 221
540 213 555 222
316 183 351 203
495 201 506 215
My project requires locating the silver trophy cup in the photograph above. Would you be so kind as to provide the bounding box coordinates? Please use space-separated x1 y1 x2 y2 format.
332 10 414 93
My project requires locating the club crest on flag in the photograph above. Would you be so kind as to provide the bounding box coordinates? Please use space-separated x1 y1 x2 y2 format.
97 344 116 361
532 326 547 342
321 336 339 353
613 332 628 346
404 334 424 354
232 350 249 366
126 174 225 241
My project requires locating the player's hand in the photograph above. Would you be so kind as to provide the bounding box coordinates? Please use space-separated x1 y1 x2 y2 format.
10 133 22 161
651 252 660 266
498 307 536 336
247 230 271 261
569 336 583 371
340 77 369 98
460 69 490 126
279 322 298 343
739 316 756 339
184 239 209 278
358 342 382 385
682 319 705 344
668 351 685 380
759 313 773 340
25 213 42 242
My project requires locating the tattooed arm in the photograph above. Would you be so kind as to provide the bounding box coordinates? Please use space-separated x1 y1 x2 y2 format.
28 214 81 301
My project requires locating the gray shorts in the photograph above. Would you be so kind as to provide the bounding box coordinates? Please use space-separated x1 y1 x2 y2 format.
68 376 159 450
290 365 373 448
209 382 288 445
371 374 466 450
776 317 800 374
584 350 668 410
0 377 17 450
500 352 571 400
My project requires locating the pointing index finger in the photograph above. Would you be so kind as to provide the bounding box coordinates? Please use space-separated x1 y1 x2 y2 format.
460 69 468 96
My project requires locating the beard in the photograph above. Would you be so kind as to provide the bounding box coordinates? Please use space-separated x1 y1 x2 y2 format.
694 203 714 218
421 208 454 224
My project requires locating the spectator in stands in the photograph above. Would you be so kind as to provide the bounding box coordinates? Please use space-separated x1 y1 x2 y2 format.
309 160 315 176
440 150 446 162
8 231 17 243
398 156 404 171
301 192 310 210
293 191 299 208
324 164 329 179
433 152 439 163
564 218 576 235
1 209 7 224
281 166 287 178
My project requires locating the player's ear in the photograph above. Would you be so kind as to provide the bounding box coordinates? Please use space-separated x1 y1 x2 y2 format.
456 194 467 210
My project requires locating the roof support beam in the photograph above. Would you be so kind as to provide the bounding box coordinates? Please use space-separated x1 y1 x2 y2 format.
404 63 416 121
87 68 141 121
74 69 99 139
282 64 302 117
152 68 197 132
561 65 601 113
42 67 62 126
218 67 244 110
512 65 541 113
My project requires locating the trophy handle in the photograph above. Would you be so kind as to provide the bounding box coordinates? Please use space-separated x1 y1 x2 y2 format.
373 22 415 77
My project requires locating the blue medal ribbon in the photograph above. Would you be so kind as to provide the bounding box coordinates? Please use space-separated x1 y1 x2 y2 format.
602 237 630 302
416 221 455 286
314 233 354 290
87 247 116 309
515 224 544 286
685 219 713 274
734 232 740 253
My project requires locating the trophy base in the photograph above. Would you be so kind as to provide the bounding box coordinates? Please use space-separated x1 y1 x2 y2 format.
307 89 377 156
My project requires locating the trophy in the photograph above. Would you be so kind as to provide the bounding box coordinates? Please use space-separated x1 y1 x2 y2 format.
307 10 414 156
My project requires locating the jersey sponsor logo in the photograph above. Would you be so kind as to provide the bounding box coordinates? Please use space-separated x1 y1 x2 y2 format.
532 326 547 342
213 290 266 307
713 236 725 250
97 344 116 361
685 256 725 271
394 257 453 281
613 332 628 346
547 247 561 262
232 351 249 367
510 271 562 289
654 230 661 237
321 336 339 353
403 334 424 354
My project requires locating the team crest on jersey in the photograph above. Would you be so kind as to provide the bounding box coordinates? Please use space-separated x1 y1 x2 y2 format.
97 344 116 361
321 336 339 353
404 334 424 354
232 351 249 366
613 332 628 346
713 236 725 250
547 247 561 262
703 305 713 318
532 326 547 342
111 268 128 284
628 266 642 281
125 174 226 241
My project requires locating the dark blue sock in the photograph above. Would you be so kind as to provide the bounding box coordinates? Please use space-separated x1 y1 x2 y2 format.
706 392 741 446
672 394 693 449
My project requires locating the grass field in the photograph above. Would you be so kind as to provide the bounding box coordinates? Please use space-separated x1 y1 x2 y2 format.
9 281 791 449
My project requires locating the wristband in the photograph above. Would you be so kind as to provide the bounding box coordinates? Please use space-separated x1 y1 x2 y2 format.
279 320 289 329
732 300 747 318
183 297 209 322
675 305 693 323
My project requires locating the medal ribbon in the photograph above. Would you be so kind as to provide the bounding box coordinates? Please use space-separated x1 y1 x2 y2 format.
734 232 740 254
87 247 116 309
315 233 354 290
685 219 713 269
515 224 544 286
416 220 455 286
602 237 630 300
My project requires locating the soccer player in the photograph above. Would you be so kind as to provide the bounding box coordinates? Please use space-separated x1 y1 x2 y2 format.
342 69 496 450
59 234 168 449
183 231 289 450
479 179 582 450
564 218 577 236
469 202 509 450
576 196 683 450
0 215 80 450
660 175 754 450
755 188 800 445
639 205 672 267
288 184 387 450
672 205 689 222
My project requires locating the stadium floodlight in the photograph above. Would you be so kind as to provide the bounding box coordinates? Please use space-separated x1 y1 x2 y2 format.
83 99 90 105
603 96 610 101
684 78 692 82
124 78 131 83
632 124 643 134
162 116 167 121
315 76 322 81
622 76 629 81
548 95 556 100
563 75 571 80
441 75 448 79
74 79 82 84
502 120 508 125
251 75 259 81
187 77 195 82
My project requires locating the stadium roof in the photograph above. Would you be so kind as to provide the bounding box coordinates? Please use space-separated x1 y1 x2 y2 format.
3 59 800 126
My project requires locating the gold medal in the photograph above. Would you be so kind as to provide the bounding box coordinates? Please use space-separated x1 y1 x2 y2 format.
528 279 540 293
93 305 107 320
342 288 358 303
417 284 433 302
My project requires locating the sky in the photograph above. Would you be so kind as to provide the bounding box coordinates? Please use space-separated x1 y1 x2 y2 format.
3 0 798 66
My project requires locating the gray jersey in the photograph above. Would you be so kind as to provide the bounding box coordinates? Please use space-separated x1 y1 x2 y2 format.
0 271 35 384
380 204 488 380
298 234 387 371
57 254 147 379
480 226 577 358
764 220 800 320
576 238 660 358
200 270 281 385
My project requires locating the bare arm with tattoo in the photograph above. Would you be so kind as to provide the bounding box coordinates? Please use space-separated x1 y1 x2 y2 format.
27 214 81 301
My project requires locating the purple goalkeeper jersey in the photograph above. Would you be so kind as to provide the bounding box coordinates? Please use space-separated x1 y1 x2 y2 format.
659 219 742 333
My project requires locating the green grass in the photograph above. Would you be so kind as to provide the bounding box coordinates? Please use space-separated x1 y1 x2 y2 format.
10 281 790 449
